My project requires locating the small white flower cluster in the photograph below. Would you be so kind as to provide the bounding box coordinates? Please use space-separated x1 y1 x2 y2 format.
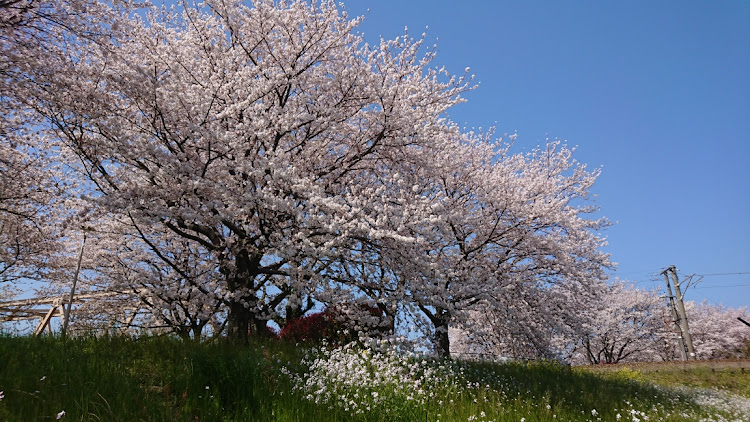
288 342 462 416
466 410 495 422
689 388 750 422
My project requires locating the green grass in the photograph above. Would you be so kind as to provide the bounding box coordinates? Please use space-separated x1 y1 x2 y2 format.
0 335 323 421
583 362 750 398
644 367 750 397
0 335 745 421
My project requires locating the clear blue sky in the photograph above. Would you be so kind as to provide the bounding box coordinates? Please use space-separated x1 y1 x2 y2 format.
344 0 750 308
14 1 746 311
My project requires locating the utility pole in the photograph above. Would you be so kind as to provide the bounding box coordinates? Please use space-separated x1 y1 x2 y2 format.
662 270 688 361
667 265 696 360
62 231 87 337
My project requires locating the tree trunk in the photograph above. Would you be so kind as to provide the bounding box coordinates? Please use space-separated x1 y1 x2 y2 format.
280 294 312 329
251 314 272 337
222 249 258 343
434 318 451 359
432 309 452 359
418 304 453 359
191 320 208 340
377 303 396 336
227 299 251 343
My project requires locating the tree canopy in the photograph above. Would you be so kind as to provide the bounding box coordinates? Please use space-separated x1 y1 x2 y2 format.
1 0 616 357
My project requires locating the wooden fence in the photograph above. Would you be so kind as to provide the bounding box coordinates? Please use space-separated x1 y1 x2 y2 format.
0 290 133 335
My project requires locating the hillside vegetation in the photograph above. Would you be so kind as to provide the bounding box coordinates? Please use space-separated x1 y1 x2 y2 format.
1 336 748 422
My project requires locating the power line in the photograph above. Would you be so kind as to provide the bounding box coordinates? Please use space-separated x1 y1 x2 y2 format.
692 283 750 289
630 271 750 280
633 279 660 284
614 269 750 290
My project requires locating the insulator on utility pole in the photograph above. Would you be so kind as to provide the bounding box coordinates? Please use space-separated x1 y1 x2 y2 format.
668 265 696 360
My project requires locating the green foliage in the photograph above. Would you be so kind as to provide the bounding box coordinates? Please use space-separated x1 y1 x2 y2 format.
0 335 746 421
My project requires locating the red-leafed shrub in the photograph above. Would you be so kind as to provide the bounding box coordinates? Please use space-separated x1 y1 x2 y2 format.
279 305 387 344
278 309 342 344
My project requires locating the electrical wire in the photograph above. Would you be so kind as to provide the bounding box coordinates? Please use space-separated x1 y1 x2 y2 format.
692 283 750 289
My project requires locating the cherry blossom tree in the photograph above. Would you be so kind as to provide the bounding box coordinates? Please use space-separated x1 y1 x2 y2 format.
0 127 58 285
451 279 660 363
634 294 750 362
449 284 593 361
453 275 750 363
0 0 102 285
567 280 665 364
680 301 750 360
79 219 227 339
318 136 611 358
575 289 750 363
398 139 611 358
5 0 612 351
19 0 476 341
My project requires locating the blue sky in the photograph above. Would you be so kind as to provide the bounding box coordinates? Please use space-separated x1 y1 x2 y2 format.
12 1 746 313
344 0 750 307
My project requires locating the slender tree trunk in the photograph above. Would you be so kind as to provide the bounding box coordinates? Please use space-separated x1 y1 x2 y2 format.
584 338 598 364
190 321 208 340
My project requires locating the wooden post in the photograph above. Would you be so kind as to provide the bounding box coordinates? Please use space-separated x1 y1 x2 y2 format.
34 303 60 336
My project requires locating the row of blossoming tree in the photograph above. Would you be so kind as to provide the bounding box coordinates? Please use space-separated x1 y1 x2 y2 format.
2 0 746 360
451 278 750 362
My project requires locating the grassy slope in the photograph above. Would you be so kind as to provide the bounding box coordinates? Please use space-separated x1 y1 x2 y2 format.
0 336 745 421
582 360 750 398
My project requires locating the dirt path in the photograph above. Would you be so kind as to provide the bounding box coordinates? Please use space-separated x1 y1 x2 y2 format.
580 359 750 373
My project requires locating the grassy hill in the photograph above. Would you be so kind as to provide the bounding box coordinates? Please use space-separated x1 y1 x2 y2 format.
0 336 747 421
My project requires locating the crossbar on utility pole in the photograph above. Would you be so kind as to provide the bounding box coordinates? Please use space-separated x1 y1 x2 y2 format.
662 269 688 361
668 265 696 359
